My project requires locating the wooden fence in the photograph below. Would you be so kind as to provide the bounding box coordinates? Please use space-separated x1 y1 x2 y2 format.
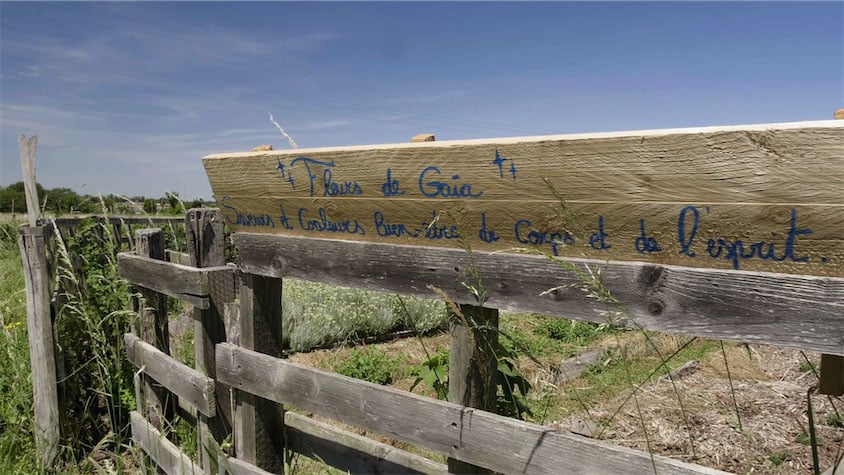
117 120 842 474
16 214 189 471
18 120 844 473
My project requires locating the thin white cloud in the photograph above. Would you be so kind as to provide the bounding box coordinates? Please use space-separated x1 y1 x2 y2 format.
384 89 468 105
296 119 353 131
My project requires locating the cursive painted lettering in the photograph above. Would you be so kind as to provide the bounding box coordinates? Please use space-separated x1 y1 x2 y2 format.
221 196 275 228
514 219 575 256
635 219 661 253
677 205 699 257
381 169 405 197
418 166 484 199
374 211 418 238
298 207 365 235
278 203 294 230
478 213 500 243
289 157 336 197
323 168 363 197
419 211 459 240
706 208 811 270
589 215 611 250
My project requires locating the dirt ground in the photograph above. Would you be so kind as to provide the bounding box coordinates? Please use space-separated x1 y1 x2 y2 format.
553 344 843 474
290 334 843 474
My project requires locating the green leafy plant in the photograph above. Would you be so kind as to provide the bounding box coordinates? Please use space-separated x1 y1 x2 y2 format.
534 318 608 346
410 348 450 401
496 343 533 420
410 343 534 421
333 347 403 385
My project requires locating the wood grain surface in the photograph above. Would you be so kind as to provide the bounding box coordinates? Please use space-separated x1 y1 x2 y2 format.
233 233 844 355
204 121 844 276
215 343 728 475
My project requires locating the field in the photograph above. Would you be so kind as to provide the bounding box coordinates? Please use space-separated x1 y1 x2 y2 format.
0 215 841 474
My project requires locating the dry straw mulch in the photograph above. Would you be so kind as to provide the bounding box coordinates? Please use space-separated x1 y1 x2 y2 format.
556 344 843 474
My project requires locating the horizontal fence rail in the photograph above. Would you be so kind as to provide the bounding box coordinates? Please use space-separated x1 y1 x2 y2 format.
216 343 727 475
233 233 844 356
284 411 447 475
131 411 204 475
124 333 216 417
118 252 235 309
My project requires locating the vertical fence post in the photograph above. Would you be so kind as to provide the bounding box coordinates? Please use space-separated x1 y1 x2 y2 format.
135 228 173 429
18 225 60 470
819 109 844 397
186 208 235 471
236 273 286 472
18 133 60 470
19 135 39 227
448 305 499 475
412 133 500 474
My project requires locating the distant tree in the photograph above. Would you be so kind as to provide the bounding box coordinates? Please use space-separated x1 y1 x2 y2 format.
0 182 45 213
43 187 84 214
163 191 185 215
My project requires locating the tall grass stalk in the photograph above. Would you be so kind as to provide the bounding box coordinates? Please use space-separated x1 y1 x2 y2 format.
51 204 137 467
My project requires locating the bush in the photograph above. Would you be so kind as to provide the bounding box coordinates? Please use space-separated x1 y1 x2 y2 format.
282 279 447 352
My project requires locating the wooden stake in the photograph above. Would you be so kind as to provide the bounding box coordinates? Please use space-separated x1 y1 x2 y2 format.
18 135 39 227
186 208 235 472
18 225 60 470
135 229 173 429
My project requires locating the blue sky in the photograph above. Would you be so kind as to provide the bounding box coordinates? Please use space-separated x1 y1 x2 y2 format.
1 1 842 200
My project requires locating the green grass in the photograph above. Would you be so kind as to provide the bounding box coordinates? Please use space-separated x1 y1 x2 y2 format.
500 312 614 358
332 347 406 385
0 219 37 472
547 337 718 421
768 450 791 466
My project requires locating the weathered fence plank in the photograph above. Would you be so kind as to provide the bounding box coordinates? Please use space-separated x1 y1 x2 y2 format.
186 208 235 473
119 251 211 308
216 456 274 475
285 411 447 475
234 274 285 472
448 305 498 475
215 343 727 475
135 229 173 430
233 233 844 355
124 333 216 417
167 250 192 265
131 411 204 475
18 224 60 469
205 120 844 277
19 135 39 226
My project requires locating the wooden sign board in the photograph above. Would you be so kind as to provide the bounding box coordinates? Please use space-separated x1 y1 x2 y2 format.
203 120 844 277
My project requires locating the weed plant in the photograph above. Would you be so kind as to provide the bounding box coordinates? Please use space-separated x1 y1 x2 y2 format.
333 347 405 385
